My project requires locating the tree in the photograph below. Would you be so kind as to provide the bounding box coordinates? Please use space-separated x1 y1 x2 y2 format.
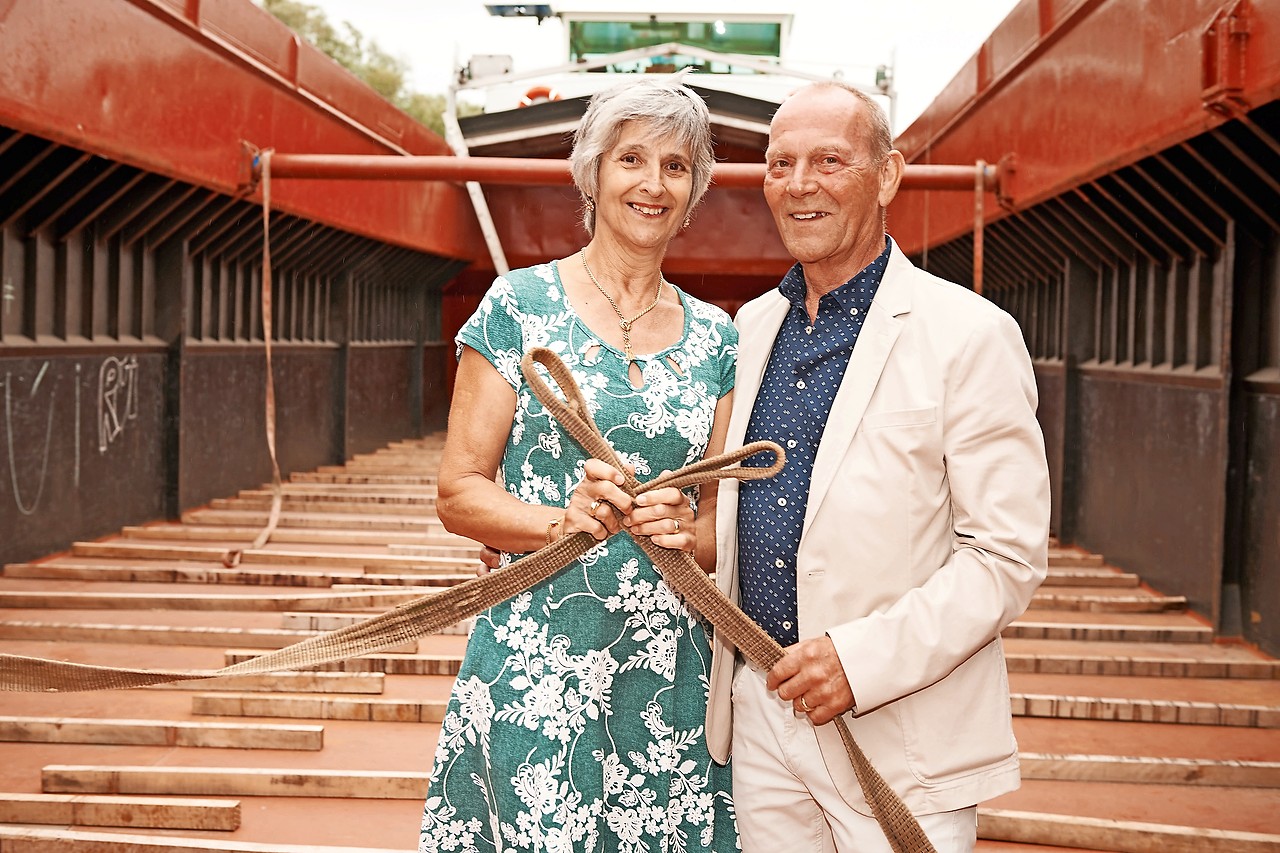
260 0 478 137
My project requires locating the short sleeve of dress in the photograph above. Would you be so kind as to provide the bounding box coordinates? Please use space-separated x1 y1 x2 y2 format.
454 273 527 391
719 320 738 396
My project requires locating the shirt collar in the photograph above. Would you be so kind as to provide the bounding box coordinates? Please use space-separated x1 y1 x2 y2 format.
778 235 893 313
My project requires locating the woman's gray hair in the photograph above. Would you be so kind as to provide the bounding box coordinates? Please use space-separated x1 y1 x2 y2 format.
569 71 714 236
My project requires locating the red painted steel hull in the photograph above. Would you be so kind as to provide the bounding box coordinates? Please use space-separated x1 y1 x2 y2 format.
0 0 480 261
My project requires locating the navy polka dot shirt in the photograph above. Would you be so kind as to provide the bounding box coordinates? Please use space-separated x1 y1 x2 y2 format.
737 237 892 646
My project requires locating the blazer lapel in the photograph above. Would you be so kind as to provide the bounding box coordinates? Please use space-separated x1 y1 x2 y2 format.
802 246 914 531
727 292 789 451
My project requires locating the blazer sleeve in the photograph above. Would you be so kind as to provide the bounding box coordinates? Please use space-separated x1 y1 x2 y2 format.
826 307 1051 713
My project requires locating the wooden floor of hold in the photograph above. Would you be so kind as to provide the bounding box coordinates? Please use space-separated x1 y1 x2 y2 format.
1 434 1278 852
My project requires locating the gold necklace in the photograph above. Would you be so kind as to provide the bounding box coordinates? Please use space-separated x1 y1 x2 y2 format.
580 249 664 362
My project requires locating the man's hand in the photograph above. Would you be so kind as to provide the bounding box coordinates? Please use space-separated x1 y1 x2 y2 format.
767 635 856 726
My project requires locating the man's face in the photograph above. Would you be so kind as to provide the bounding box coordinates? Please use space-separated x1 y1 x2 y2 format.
763 88 893 282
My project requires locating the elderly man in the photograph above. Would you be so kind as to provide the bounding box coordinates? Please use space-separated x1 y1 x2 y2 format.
706 81 1051 853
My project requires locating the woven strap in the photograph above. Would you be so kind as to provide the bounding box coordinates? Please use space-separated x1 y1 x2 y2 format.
0 347 934 853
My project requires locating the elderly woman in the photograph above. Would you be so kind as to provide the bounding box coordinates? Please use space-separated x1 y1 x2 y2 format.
418 76 740 851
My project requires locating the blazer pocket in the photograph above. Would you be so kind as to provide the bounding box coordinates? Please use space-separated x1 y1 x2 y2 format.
864 406 936 430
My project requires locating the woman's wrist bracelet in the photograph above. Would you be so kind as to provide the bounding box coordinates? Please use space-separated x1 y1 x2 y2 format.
545 515 563 546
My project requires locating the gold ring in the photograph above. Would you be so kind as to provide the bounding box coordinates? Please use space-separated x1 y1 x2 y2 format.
799 696 812 714
588 499 601 516
672 517 681 534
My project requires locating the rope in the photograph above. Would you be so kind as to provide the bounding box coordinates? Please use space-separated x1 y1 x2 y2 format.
223 147 283 568
0 347 935 852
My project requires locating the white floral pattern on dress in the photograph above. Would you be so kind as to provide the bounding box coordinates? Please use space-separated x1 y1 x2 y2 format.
422 262 739 853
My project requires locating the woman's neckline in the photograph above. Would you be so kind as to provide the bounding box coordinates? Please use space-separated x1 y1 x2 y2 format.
550 257 690 361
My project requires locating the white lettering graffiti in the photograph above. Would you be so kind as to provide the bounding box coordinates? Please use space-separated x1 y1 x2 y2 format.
98 355 139 454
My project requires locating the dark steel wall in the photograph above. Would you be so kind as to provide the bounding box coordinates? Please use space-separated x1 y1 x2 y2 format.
178 347 342 511
1071 373 1227 618
0 351 169 560
0 127 465 566
347 345 419 458
920 101 1280 654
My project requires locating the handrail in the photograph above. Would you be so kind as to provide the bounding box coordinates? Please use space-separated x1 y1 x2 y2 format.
249 153 1001 194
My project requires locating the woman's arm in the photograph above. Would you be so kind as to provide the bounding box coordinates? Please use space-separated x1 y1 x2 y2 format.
437 346 633 553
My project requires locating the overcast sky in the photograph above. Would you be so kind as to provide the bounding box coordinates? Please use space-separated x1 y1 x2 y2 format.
296 0 1022 134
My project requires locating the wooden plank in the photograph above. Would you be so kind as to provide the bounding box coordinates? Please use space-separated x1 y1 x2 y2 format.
0 794 240 830
1005 652 1280 679
41 766 429 799
2 563 468 589
1046 552 1107 568
0 621 417 652
145 671 385 694
1019 752 1280 787
207 498 436 516
68 541 477 571
0 717 323 750
280 610 473 637
1041 570 1141 588
1027 593 1186 613
2 562 345 587
121 525 472 550
1005 622 1213 643
223 649 461 675
1011 693 1279 728
237 486 437 500
290 470 438 484
191 694 448 723
0 826 407 852
0 590 428 611
978 808 1280 853
181 508 444 531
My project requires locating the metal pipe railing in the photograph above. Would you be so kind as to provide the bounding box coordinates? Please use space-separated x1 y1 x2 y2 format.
253 154 1001 193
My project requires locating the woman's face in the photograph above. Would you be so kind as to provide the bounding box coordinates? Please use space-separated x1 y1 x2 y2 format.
592 120 693 250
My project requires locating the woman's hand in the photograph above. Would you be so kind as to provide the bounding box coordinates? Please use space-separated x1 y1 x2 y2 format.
624 486 696 553
564 459 634 541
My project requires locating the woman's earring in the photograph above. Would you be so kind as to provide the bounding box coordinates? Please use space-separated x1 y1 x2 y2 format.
584 197 595 212
683 215 692 229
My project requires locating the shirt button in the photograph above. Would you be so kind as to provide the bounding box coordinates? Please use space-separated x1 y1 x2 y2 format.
775 559 785 568
805 326 813 335
777 498 788 507
782 620 793 630
796 380 807 390
850 307 860 316
787 439 797 448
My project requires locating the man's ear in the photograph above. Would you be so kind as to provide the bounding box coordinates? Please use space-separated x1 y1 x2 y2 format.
878 150 906 208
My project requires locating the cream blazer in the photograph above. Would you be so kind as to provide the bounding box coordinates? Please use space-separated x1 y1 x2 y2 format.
707 242 1050 816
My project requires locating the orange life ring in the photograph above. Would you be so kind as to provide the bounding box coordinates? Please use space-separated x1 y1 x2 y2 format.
519 85 562 107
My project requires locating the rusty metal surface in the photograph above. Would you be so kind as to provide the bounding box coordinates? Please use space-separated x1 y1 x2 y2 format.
891 0 1280 255
0 353 168 563
0 0 480 262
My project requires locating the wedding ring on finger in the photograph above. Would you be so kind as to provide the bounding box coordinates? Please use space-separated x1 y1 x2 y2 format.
799 696 813 714
588 499 601 517
672 517 681 534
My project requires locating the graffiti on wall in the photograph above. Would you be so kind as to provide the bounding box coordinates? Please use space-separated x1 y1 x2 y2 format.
3 363 55 516
98 355 139 454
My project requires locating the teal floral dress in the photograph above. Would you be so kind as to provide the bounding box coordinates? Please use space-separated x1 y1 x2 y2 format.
419 261 740 853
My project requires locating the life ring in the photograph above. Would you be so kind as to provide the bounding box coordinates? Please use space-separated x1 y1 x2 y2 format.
519 85 562 107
